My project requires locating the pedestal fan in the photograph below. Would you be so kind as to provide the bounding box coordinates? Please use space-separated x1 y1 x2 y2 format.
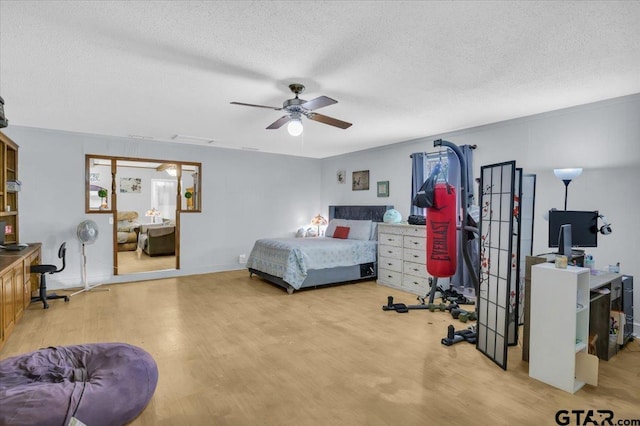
71 219 109 297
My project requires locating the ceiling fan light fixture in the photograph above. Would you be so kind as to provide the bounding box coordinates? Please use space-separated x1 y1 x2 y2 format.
287 118 303 136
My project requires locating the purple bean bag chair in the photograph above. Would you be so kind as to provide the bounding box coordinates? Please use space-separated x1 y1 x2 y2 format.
0 343 158 426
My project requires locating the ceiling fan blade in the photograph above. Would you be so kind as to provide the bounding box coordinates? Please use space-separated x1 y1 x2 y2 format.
300 96 338 111
307 113 352 129
230 101 282 111
266 115 291 129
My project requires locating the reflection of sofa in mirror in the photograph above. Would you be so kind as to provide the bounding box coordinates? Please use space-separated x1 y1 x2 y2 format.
117 211 140 251
137 224 175 256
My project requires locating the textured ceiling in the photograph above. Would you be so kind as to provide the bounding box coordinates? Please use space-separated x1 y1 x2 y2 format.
1 1 639 158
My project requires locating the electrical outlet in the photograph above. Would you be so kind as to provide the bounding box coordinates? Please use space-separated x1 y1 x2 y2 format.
238 254 246 264
109 217 114 225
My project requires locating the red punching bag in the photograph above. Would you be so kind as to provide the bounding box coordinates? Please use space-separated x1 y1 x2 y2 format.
426 183 457 277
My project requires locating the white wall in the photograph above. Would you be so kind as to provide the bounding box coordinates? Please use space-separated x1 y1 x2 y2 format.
9 126 322 286
7 94 639 334
321 94 640 335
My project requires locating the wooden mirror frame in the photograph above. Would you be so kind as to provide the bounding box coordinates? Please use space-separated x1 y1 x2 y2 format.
85 155 202 214
85 155 202 275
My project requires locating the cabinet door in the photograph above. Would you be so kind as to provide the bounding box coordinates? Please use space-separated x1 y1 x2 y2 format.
24 267 33 309
13 265 24 320
28 251 41 295
2 271 15 340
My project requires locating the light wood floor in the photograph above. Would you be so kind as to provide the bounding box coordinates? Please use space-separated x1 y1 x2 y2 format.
117 250 176 274
2 271 639 425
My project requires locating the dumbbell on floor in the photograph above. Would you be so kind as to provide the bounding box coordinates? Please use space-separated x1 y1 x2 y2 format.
428 303 447 312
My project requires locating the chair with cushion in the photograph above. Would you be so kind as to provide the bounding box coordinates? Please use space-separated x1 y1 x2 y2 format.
30 242 70 309
117 211 141 251
0 342 159 425
138 224 175 257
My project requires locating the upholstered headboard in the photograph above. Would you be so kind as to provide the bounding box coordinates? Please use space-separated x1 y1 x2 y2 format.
328 205 394 222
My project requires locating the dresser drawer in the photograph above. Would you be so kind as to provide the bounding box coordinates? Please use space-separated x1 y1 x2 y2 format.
402 274 430 292
378 224 404 235
403 260 428 279
403 226 425 237
403 247 425 264
404 235 426 251
379 257 402 273
378 268 402 287
379 245 402 260
378 233 403 247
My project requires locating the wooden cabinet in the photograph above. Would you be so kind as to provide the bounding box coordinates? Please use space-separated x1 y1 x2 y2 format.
0 130 35 351
0 131 19 244
13 262 25 321
377 223 429 295
1 267 15 345
0 244 41 350
529 263 598 393
588 272 624 361
26 250 40 307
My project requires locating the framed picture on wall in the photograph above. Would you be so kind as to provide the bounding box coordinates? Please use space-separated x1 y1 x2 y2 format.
352 170 369 191
120 177 142 193
337 169 346 184
377 181 389 197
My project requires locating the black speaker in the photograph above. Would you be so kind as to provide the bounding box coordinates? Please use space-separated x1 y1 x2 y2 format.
558 224 572 256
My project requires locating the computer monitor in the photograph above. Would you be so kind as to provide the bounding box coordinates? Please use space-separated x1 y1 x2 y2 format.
557 224 572 256
548 210 598 249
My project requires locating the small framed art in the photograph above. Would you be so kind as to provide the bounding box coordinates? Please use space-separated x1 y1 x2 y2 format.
337 169 346 184
377 181 389 197
120 177 142 193
352 170 369 191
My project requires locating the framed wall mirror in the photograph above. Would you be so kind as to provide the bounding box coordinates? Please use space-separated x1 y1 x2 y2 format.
86 155 202 276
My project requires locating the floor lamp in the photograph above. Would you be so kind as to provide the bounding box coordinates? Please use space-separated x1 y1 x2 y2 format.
553 168 582 210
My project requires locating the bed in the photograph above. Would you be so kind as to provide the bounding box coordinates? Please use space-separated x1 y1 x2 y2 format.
247 205 393 293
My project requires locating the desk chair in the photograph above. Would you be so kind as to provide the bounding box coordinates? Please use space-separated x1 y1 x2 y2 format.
30 242 70 309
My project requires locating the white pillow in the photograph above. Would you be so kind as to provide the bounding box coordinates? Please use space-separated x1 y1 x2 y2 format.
325 219 348 237
345 219 373 240
370 222 379 241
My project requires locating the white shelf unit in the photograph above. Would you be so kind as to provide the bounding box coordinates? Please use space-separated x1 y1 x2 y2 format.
377 223 430 295
529 263 598 393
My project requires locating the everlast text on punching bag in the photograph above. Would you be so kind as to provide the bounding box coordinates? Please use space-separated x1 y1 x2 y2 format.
426 183 457 277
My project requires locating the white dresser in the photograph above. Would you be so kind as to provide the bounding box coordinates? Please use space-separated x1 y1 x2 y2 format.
377 223 430 295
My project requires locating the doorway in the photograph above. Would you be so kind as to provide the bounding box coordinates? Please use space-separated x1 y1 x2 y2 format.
115 160 177 275
85 155 202 277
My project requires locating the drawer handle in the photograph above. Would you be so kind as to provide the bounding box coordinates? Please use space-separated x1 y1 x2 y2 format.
387 275 393 278
413 255 419 258
387 263 393 266
413 241 419 245
413 282 419 285
388 250 393 254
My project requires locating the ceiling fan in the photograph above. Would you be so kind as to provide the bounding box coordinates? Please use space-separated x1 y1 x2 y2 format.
231 83 352 136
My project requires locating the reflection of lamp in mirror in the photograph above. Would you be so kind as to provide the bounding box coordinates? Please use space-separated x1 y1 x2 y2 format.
553 168 583 210
145 208 161 223
311 214 327 236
